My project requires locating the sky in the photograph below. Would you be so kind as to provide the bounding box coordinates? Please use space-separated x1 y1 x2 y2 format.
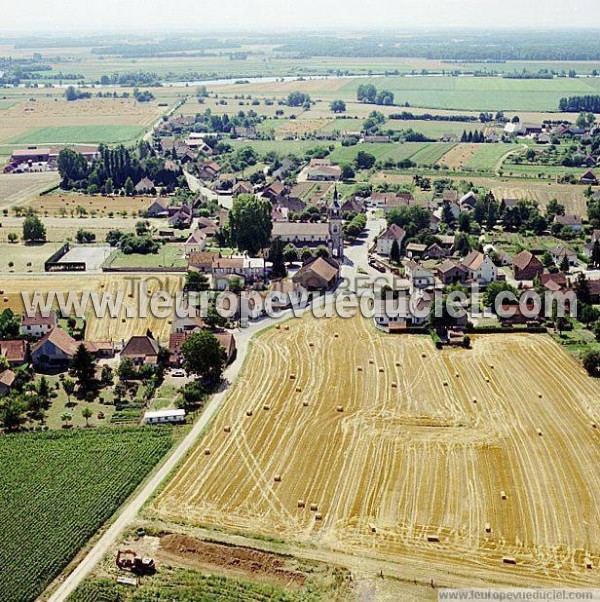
1 0 599 32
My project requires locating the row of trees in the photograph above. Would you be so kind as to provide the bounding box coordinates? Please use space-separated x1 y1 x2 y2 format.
558 95 600 113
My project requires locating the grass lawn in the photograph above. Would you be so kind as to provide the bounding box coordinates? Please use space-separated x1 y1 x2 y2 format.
109 244 187 269
330 141 431 164
39 374 117 430
228 139 337 157
501 163 583 179
0 427 174 602
10 125 146 145
150 381 181 411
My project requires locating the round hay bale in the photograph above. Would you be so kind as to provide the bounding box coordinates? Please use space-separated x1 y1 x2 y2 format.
263 405 270 411
370 525 377 533
302 401 309 407
336 405 344 412
421 353 426 358
538 392 543 398
224 426 231 433
473 398 477 404
309 342 314 347
295 386 302 392
334 333 339 338
310 503 318 511
284 325 289 331
485 377 490 383
485 523 491 533
369 359 374 365
274 475 282 482
289 374 296 380
391 382 397 388
3 297 7 303
378 367 384 373
298 499 305 508
455 373 460 378
275 325 280 330
246 410 253 417
357 366 363 372
395 362 401 367
443 381 448 387
315 512 322 520
204 448 211 455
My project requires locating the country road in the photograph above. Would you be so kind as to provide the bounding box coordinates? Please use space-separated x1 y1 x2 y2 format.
44 307 297 601
44 218 383 601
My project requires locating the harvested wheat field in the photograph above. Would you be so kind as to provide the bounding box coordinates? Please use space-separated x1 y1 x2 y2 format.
151 314 600 588
437 143 480 169
0 273 181 343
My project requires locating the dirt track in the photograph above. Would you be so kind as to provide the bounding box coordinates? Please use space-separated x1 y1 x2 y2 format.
151 314 600 587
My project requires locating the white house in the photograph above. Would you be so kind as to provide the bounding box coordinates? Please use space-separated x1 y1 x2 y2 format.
462 251 497 286
184 230 207 256
376 224 406 256
20 311 57 339
373 295 430 331
143 409 186 425
549 245 577 267
405 260 435 293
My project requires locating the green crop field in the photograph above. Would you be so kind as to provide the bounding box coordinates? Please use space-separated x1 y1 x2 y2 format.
410 142 457 165
464 143 523 172
109 245 187 269
338 76 600 111
10 125 146 145
500 162 584 179
318 117 365 133
0 427 174 602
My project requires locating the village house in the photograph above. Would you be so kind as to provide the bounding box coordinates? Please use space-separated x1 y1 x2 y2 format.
376 224 406 256
373 295 430 332
306 163 342 182
31 327 79 369
540 272 569 293
584 230 600 258
405 260 435 292
169 329 236 367
0 340 28 367
512 250 544 281
267 279 304 310
197 161 221 181
554 214 583 232
232 181 254 197
134 177 155 194
21 311 57 339
120 335 160 367
292 256 340 291
369 192 415 213
549 245 577 267
459 191 479 212
0 369 16 397
340 196 365 214
188 251 219 273
580 170 598 185
146 198 169 218
461 251 497 286
436 260 469 286
425 242 447 260
405 243 427 258
195 216 219 236
262 180 287 200
184 230 207 256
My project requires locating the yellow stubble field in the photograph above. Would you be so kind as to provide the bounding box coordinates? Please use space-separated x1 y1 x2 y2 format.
0 273 182 343
150 313 600 588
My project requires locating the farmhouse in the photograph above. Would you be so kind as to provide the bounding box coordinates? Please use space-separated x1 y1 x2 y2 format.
31 327 79 369
146 198 169 218
188 251 219 273
135 177 155 194
376 224 406 256
513 250 543 280
21 311 57 339
369 192 415 213
436 260 469 285
306 164 342 181
0 340 28 367
462 251 497 285
121 335 160 366
292 257 340 291
184 230 207 256
549 245 577 267
554 214 583 232
232 181 253 197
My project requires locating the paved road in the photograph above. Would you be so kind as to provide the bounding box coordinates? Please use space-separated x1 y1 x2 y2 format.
45 219 385 601
45 308 297 602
